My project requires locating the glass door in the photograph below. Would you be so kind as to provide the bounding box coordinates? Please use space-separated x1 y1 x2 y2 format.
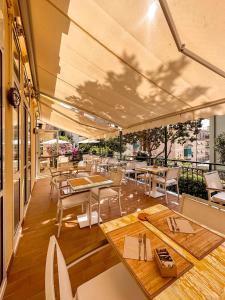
37 130 58 177
0 48 4 283
23 106 31 205
12 29 21 234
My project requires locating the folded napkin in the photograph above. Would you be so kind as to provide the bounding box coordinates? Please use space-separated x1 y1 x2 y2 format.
123 235 153 261
167 217 195 234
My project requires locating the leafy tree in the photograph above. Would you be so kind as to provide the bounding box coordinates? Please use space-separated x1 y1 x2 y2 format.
215 133 225 163
123 119 202 158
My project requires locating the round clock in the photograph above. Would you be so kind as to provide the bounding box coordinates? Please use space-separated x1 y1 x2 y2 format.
7 87 21 108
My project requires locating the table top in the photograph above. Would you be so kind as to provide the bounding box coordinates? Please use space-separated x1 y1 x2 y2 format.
68 175 112 192
100 204 225 299
135 166 168 174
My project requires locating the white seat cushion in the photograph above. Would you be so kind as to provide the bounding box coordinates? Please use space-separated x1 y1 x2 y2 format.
155 176 177 186
91 187 118 199
212 192 225 204
76 263 147 300
62 192 89 209
76 172 90 178
125 169 135 174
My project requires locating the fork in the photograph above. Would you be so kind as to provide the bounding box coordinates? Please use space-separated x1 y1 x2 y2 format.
138 233 142 260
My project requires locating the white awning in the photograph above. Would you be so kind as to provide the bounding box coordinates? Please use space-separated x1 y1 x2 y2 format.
26 0 225 135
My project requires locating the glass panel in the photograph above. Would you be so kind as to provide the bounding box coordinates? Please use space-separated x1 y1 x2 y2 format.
27 166 31 203
12 32 20 82
14 179 20 232
39 131 58 176
13 103 19 173
0 51 2 189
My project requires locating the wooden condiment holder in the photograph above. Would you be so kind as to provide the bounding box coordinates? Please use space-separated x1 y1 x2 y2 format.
154 249 177 278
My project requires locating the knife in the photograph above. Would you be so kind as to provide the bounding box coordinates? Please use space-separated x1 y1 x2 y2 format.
138 233 142 261
173 217 179 232
169 217 175 233
143 233 147 262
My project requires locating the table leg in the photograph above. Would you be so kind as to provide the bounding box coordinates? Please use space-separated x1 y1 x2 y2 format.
149 174 164 198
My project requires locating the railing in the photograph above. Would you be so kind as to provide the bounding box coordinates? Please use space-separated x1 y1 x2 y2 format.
119 155 225 200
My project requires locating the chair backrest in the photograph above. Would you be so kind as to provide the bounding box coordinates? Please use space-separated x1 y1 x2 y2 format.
45 236 73 300
135 161 147 168
204 171 223 190
181 194 225 235
126 161 135 170
166 167 180 180
58 156 69 163
109 169 124 186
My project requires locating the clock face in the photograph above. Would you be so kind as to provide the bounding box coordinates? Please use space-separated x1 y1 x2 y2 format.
8 87 21 107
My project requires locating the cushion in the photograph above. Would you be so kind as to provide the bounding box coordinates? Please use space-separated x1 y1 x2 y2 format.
62 192 90 209
155 176 177 186
212 192 225 204
91 187 118 199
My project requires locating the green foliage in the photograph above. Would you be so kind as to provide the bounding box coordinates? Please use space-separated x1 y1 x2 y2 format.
79 137 125 156
215 132 225 163
123 119 202 158
59 135 70 142
178 176 207 199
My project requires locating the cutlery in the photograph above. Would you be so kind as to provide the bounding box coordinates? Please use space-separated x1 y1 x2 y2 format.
169 217 175 233
173 217 180 232
143 233 147 262
138 233 142 260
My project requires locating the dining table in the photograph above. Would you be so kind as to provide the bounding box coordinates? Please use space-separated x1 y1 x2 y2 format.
100 204 225 299
68 174 113 228
135 166 168 198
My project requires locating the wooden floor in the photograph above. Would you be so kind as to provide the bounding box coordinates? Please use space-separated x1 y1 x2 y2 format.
3 178 178 300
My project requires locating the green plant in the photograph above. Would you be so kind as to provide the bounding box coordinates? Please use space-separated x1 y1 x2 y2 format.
215 133 225 163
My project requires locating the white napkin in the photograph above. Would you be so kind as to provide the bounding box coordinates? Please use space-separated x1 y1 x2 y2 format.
123 235 153 261
167 217 195 234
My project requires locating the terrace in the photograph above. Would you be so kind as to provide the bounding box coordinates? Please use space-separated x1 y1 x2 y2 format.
0 1 225 300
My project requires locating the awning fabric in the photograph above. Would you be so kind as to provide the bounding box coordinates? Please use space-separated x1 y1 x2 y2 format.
26 0 225 135
39 95 116 138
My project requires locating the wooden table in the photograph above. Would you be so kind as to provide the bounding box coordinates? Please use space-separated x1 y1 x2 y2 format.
100 204 225 299
135 166 168 198
68 175 112 228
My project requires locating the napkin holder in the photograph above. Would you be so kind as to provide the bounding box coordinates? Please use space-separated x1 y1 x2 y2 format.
154 248 177 278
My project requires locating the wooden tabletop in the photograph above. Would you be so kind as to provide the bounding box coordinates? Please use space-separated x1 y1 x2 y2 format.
135 166 168 174
68 175 112 192
100 204 225 299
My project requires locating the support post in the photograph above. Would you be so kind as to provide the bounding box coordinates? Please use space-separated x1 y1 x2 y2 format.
164 126 168 166
119 130 122 160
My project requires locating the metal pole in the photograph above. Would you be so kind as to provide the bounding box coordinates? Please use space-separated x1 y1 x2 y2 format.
119 130 122 160
164 126 168 166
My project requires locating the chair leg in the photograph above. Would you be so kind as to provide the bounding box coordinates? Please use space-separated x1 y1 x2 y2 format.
57 208 63 238
56 205 60 222
176 183 180 203
165 185 168 204
88 202 92 229
118 191 122 216
50 182 54 199
98 198 101 224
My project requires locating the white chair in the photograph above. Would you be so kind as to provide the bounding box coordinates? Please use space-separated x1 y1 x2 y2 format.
49 167 71 200
204 171 225 206
134 161 148 184
155 167 180 203
45 236 147 300
91 170 124 223
181 194 225 235
76 162 93 178
54 182 91 237
124 161 136 180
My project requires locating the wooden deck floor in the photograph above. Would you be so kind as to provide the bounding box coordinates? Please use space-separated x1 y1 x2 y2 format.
3 178 178 300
